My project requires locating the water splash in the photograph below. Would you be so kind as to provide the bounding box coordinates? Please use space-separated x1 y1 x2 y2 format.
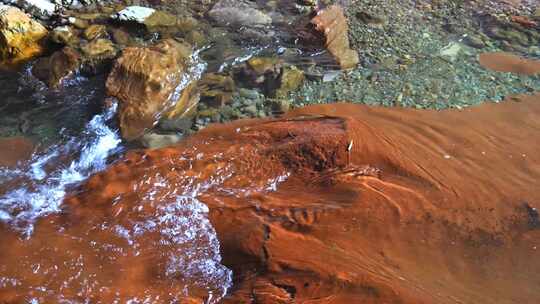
0 102 121 236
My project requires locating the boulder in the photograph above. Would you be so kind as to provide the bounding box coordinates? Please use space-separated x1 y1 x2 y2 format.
106 39 197 140
208 0 271 27
0 5 48 62
31 46 80 87
311 5 359 69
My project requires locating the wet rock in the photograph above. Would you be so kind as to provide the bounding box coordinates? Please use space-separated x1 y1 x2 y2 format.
234 57 304 98
112 6 189 34
140 132 182 149
80 38 116 58
0 5 47 62
208 0 272 27
198 73 235 107
267 98 291 113
234 57 283 90
83 24 107 40
311 5 359 69
158 116 193 133
142 10 177 32
110 27 131 45
32 46 80 87
274 66 304 98
106 39 196 140
50 25 77 45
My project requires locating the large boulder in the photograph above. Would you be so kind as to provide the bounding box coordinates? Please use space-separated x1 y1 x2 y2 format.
0 5 47 62
106 39 198 141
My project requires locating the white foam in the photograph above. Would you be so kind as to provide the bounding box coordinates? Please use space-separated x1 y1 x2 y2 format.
0 103 121 236
113 6 155 23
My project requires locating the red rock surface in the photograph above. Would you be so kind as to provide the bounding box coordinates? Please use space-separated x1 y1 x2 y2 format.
2 94 540 303
479 52 540 75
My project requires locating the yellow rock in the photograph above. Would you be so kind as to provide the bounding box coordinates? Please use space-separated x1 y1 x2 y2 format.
275 66 304 98
0 5 48 62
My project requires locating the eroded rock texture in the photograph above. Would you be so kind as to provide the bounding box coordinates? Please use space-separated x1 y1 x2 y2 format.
2 94 540 303
106 39 197 140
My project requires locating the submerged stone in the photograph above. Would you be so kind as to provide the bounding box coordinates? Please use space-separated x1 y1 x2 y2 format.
140 132 183 149
208 0 272 27
0 5 47 62
274 66 304 98
198 73 235 107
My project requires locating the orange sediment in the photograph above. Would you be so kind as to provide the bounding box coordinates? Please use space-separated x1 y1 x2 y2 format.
1 94 540 303
479 52 540 75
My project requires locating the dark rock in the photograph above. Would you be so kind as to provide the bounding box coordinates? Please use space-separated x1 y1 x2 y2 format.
31 47 80 88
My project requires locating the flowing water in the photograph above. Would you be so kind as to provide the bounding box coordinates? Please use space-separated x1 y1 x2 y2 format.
1 0 540 303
